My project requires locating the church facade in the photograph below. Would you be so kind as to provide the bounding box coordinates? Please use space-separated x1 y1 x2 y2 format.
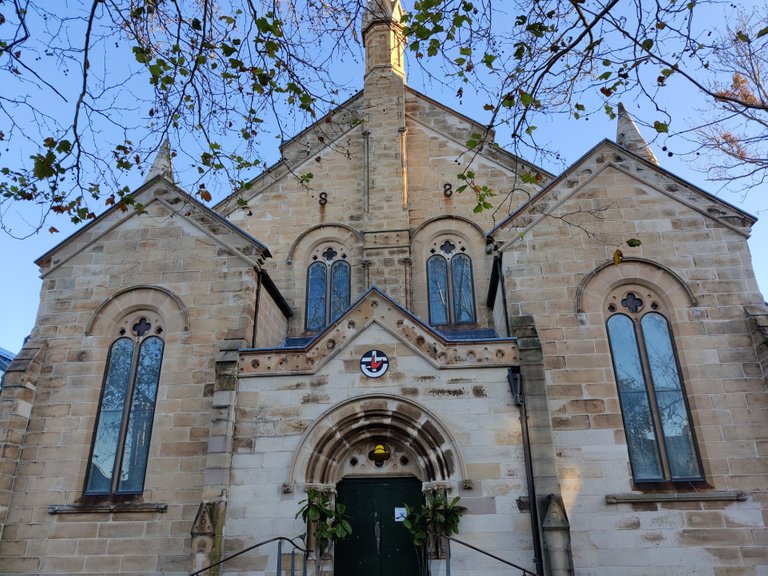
1 1 767 574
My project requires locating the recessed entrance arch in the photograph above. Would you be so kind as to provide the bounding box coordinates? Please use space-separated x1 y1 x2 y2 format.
287 395 466 576
286 394 468 487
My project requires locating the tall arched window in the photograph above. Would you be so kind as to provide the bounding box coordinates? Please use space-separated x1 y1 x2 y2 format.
427 239 475 325
606 291 702 483
85 316 164 495
306 246 351 331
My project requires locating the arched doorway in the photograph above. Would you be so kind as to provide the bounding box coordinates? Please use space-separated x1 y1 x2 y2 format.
335 476 423 576
287 395 467 575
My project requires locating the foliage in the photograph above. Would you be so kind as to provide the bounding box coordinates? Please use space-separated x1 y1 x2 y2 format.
693 9 768 189
295 488 352 558
404 491 466 575
0 0 766 237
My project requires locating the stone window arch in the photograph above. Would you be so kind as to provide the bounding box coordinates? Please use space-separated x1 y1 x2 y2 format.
305 243 351 331
84 313 165 496
426 237 476 325
605 286 703 483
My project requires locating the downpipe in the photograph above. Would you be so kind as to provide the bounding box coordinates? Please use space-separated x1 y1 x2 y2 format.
509 366 544 576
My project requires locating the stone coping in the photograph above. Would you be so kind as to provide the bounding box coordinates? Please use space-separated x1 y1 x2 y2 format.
48 503 168 514
605 491 747 505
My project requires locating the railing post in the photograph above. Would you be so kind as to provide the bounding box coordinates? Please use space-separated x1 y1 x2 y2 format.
276 539 283 575
290 549 296 576
446 536 451 576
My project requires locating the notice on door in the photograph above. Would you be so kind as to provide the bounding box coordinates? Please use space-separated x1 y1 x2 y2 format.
394 507 406 522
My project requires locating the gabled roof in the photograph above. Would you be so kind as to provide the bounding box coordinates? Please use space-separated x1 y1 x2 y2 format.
404 86 552 180
35 174 272 275
489 138 756 242
239 286 518 376
214 85 553 215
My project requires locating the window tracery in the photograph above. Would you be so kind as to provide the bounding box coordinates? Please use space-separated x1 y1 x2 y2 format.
427 237 475 325
306 244 351 331
605 288 702 483
84 314 164 496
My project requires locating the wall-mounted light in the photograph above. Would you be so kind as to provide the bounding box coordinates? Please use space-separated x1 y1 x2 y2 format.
369 444 391 467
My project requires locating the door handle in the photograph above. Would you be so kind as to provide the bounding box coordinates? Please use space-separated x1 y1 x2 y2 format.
374 511 381 556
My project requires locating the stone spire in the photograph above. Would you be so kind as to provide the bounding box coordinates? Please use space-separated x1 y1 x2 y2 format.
362 0 406 80
144 139 175 183
616 103 658 165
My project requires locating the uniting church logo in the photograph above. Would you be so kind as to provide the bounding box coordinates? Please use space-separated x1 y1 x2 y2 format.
359 349 389 378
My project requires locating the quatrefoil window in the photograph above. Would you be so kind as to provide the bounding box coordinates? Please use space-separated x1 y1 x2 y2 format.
440 240 456 255
132 317 152 337
621 293 643 313
322 247 338 261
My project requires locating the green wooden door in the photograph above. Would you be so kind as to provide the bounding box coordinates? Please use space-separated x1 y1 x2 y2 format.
334 477 423 576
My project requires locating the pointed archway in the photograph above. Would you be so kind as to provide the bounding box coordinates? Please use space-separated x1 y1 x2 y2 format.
286 394 467 489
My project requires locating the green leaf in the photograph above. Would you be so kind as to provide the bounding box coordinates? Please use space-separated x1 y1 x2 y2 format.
653 120 669 133
32 152 56 179
56 140 72 154
736 31 750 43
757 26 768 39
641 39 654 51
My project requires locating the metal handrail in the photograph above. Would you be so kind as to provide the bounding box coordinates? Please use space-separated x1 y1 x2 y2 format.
190 535 308 576
446 537 540 576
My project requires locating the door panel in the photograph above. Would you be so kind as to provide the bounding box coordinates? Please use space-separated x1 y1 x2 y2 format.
334 477 423 576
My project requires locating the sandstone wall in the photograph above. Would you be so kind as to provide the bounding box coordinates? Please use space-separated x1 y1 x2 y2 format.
497 149 768 575
0 188 264 575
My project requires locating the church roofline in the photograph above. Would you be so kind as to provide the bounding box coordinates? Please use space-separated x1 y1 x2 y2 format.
404 86 552 178
216 86 554 215
35 174 272 267
487 138 757 238
214 91 365 213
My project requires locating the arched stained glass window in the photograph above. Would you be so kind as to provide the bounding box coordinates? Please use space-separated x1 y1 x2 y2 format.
306 262 328 331
451 253 475 323
329 260 351 322
85 321 164 496
606 293 702 483
305 247 351 331
427 256 449 325
427 240 476 326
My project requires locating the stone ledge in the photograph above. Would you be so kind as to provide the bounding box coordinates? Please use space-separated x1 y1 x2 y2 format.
48 502 168 514
605 491 747 505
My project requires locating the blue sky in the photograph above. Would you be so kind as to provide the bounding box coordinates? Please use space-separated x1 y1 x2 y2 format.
1 2 766 354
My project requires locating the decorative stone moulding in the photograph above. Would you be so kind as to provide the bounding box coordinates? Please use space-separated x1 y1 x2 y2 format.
240 289 519 376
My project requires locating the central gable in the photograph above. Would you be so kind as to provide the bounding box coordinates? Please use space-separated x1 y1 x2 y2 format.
239 287 519 376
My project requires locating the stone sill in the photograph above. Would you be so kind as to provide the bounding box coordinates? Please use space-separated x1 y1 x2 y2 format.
48 502 168 514
605 491 747 505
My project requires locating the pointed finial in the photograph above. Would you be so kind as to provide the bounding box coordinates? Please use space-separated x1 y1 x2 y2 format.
144 139 175 183
363 0 398 25
616 103 658 165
